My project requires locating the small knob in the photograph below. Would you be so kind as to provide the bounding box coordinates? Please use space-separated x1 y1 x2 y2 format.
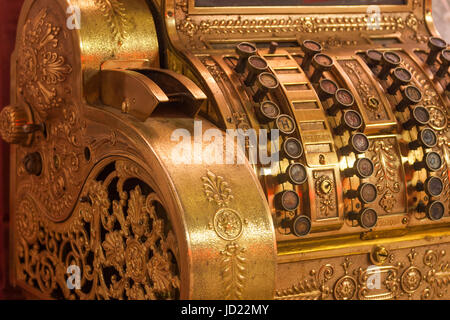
426 37 447 65
253 72 280 102
387 67 412 95
396 85 422 112
268 41 279 54
244 55 269 86
408 128 438 150
23 152 42 176
300 40 322 71
346 182 378 204
281 137 303 160
278 163 308 185
317 79 338 101
256 101 280 124
348 208 378 229
327 89 355 116
414 151 443 172
334 110 363 135
378 51 401 80
417 200 445 221
339 133 370 156
416 176 444 198
402 105 430 130
274 190 300 212
342 157 375 179
275 114 296 136
436 49 450 78
235 42 257 73
0 105 37 145
310 53 334 83
291 215 312 237
365 49 383 68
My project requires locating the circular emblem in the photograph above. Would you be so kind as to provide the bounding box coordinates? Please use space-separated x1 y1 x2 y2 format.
401 267 422 293
334 276 357 300
213 208 243 241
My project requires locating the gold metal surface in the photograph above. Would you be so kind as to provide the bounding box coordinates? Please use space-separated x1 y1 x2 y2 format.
0 0 449 299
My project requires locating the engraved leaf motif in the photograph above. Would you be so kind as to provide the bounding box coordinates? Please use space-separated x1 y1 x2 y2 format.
95 0 130 42
221 243 247 300
202 170 233 208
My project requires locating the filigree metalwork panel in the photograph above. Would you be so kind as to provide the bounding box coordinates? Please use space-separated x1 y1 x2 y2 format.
15 159 180 300
276 245 450 300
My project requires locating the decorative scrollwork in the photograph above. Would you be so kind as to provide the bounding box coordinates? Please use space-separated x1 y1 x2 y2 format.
15 159 180 300
277 248 450 300
18 8 72 116
368 138 401 213
275 265 334 300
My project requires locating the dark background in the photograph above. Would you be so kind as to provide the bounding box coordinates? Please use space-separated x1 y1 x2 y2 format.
0 0 23 299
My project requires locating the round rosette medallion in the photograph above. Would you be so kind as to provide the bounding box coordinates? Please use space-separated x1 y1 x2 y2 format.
213 208 244 241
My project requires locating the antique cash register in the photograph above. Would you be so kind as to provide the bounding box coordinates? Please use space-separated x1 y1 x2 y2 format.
0 0 449 300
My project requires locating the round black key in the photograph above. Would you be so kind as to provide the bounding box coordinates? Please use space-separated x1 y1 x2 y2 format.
343 158 375 179
366 49 383 67
436 49 450 78
276 115 296 135
426 201 445 221
235 42 257 73
349 208 378 229
244 55 269 86
253 72 280 102
300 40 322 71
291 215 312 237
426 37 447 65
340 133 370 156
274 190 300 211
378 51 401 80
409 128 438 150
282 137 303 160
396 85 422 112
414 152 443 172
257 101 280 123
424 176 444 197
318 79 338 101
334 110 363 135
310 53 334 83
403 106 430 130
327 89 355 116
287 163 308 185
387 67 412 95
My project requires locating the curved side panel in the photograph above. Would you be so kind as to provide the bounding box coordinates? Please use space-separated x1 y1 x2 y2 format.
138 116 277 299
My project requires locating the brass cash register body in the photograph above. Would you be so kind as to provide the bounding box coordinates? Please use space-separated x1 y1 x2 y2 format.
0 0 449 299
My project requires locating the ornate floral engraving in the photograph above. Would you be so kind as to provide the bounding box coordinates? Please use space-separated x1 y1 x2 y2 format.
202 170 247 299
334 259 357 300
275 265 334 300
221 242 247 299
313 171 337 219
340 60 389 121
18 8 72 116
367 138 402 214
94 0 131 43
202 170 233 207
276 248 450 300
15 160 180 300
